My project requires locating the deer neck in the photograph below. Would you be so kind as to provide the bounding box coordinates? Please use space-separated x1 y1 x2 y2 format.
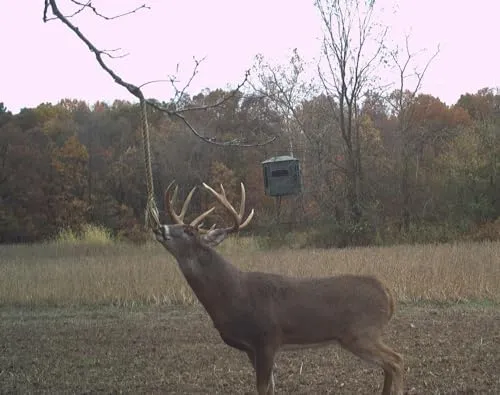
176 245 243 320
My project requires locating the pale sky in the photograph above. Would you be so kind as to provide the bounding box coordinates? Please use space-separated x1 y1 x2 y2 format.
1 1 498 114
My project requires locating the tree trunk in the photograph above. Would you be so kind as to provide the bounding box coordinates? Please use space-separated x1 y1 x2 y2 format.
345 154 362 223
401 152 411 233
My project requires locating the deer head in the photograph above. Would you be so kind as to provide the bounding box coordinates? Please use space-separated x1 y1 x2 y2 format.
154 180 254 264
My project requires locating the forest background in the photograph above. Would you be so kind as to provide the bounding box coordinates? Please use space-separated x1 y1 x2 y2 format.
1 1 499 247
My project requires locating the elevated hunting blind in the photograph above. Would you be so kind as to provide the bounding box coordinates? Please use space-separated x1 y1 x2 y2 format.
261 155 301 197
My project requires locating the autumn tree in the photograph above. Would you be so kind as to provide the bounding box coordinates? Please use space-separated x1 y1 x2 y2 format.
315 0 387 223
2 1 497 245
456 88 500 221
385 36 440 231
0 103 89 241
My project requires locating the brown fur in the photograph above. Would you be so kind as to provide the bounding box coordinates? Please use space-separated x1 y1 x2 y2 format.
155 224 404 395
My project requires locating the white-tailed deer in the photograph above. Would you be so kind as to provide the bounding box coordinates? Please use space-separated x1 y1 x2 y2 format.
154 181 403 395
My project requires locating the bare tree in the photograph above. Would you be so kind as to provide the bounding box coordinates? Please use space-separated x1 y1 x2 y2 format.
386 36 440 232
155 180 404 395
315 0 387 223
42 0 275 148
252 50 315 149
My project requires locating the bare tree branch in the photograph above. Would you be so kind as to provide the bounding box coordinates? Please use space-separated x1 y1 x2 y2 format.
138 79 171 89
168 56 206 106
250 50 315 144
387 34 440 132
100 48 129 59
44 0 144 98
173 71 250 114
43 0 275 147
69 0 150 20
44 0 149 22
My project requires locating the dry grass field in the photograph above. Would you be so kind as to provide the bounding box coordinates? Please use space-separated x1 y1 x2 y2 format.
0 239 499 393
1 239 499 306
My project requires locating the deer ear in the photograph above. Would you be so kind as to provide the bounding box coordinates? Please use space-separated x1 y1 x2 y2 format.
201 229 228 247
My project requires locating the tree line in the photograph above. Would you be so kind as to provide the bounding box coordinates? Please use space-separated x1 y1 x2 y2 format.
3 0 499 245
0 85 499 245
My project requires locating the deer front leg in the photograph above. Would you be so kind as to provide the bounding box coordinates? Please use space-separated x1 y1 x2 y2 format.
247 351 276 395
254 347 276 395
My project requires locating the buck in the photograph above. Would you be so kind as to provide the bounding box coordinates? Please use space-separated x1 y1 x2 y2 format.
154 181 404 395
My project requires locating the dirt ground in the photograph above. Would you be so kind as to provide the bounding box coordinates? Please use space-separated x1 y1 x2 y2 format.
0 304 499 394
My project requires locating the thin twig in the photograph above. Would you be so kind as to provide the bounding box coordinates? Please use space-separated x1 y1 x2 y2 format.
69 0 150 20
138 79 171 89
44 0 149 21
169 57 205 105
174 70 251 114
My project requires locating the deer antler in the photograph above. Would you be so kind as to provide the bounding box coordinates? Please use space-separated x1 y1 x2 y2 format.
202 182 255 233
165 181 215 230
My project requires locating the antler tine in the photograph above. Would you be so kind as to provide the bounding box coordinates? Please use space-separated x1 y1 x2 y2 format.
179 186 197 222
239 208 255 229
235 182 254 230
190 206 216 229
220 184 227 198
165 181 183 225
165 181 215 228
203 183 239 218
202 182 255 233
239 182 246 220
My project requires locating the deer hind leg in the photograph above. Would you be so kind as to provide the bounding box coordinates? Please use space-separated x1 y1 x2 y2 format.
253 347 276 395
375 341 403 395
341 337 403 395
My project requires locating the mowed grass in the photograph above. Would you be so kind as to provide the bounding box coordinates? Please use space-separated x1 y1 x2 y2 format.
0 238 499 307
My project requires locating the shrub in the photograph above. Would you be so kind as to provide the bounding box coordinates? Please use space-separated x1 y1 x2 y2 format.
54 224 113 245
304 219 375 248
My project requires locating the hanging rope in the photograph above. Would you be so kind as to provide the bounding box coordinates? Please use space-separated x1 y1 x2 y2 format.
139 97 160 230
